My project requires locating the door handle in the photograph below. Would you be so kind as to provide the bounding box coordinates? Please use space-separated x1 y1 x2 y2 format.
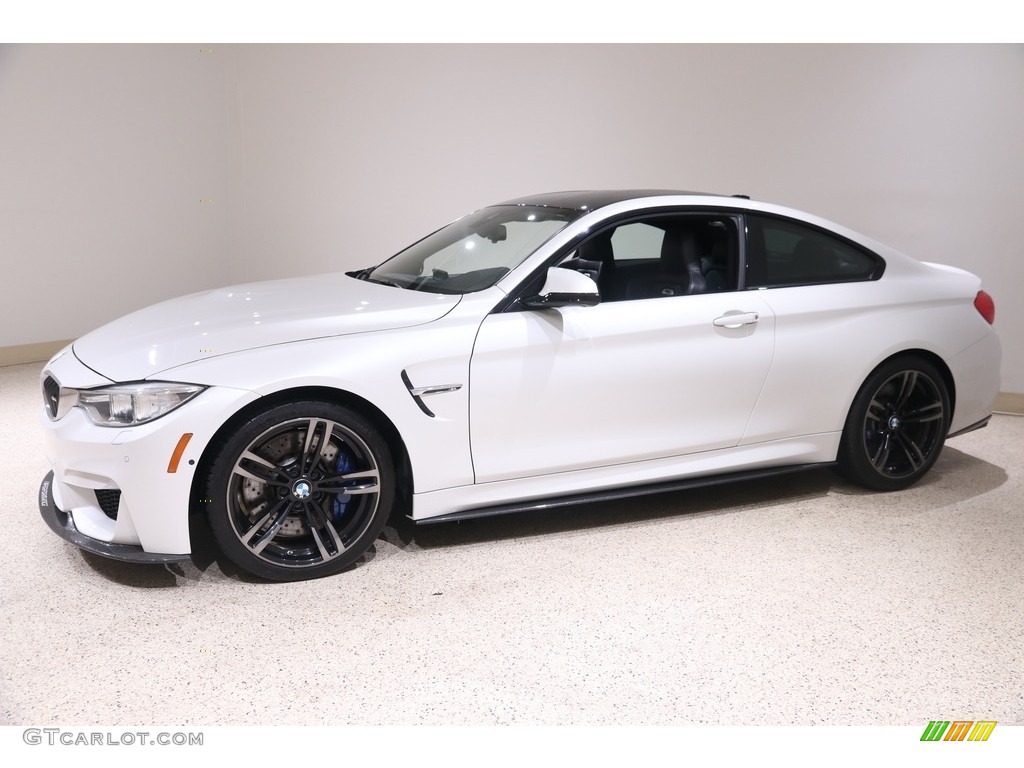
713 312 759 328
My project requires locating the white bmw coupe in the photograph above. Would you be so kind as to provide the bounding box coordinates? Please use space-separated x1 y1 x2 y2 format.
39 191 1001 580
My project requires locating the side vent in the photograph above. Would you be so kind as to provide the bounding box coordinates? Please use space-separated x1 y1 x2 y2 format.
400 370 463 418
401 370 436 417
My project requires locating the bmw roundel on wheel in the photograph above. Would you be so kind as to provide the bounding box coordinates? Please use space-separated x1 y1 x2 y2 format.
38 191 1002 581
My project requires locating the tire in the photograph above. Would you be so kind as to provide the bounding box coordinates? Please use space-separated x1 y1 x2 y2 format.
203 400 395 581
837 356 950 491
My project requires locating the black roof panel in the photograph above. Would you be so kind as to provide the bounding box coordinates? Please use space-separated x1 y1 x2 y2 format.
494 189 718 212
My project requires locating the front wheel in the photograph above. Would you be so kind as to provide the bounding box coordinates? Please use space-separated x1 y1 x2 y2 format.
837 356 950 491
203 401 395 581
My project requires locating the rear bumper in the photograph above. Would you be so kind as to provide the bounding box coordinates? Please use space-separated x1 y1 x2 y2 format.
38 471 191 564
947 329 1001 435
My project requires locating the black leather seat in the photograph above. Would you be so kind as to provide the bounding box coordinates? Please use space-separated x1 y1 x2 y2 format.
699 225 729 293
625 226 706 299
577 230 618 300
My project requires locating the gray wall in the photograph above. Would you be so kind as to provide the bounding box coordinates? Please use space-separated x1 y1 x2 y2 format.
0 45 229 344
3 44 1023 391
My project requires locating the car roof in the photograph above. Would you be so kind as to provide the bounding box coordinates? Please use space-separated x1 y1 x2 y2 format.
493 189 924 276
494 189 734 211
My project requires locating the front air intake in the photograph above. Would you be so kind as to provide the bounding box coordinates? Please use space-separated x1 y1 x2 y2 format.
95 489 121 520
42 375 60 420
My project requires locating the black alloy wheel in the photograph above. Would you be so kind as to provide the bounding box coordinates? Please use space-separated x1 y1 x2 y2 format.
838 356 950 491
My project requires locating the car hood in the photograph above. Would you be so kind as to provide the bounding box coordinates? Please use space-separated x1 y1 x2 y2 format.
73 273 461 382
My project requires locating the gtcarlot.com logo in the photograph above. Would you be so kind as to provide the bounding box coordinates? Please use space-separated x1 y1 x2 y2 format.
920 720 997 742
23 729 203 746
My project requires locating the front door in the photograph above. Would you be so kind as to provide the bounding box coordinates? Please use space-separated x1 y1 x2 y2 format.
469 213 775 483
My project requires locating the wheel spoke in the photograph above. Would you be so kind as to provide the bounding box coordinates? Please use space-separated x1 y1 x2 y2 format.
903 401 944 424
866 397 887 422
301 502 346 561
894 432 926 471
239 497 292 552
234 451 291 487
301 502 334 561
870 432 893 470
239 508 274 545
317 468 379 495
307 521 332 562
301 419 337 475
894 371 918 410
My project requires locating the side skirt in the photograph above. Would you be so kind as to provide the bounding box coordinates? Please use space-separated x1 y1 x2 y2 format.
415 462 832 526
947 415 991 439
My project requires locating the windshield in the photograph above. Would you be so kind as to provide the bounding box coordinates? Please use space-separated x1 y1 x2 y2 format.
366 205 581 294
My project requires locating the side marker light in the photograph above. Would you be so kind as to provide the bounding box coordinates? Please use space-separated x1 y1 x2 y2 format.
167 433 194 473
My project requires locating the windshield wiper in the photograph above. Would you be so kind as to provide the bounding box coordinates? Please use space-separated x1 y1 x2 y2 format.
364 276 404 289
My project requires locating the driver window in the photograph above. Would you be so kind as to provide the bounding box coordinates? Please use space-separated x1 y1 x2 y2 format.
561 215 738 302
611 223 663 261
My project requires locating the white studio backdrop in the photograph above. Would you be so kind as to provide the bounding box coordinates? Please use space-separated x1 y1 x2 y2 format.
2 44 1022 391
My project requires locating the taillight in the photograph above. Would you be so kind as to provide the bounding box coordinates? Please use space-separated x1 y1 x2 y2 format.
974 290 995 324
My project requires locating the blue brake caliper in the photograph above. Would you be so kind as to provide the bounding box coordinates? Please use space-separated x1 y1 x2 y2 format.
332 446 355 523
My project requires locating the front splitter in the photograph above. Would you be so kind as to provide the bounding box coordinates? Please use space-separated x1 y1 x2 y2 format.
38 471 191 564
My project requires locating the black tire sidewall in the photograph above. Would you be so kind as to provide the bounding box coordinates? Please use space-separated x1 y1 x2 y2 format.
204 400 395 581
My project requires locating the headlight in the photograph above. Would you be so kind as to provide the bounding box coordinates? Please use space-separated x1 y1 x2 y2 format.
73 382 206 426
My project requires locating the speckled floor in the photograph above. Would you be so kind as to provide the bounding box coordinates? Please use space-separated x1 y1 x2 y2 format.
1 361 1021 725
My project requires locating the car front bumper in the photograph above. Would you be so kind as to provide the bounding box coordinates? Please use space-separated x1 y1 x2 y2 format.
38 347 260 562
38 471 191 564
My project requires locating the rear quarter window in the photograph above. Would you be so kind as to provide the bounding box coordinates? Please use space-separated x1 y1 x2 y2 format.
747 214 882 288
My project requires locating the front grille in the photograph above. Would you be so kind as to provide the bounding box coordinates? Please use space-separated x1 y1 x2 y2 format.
42 375 60 420
95 489 121 520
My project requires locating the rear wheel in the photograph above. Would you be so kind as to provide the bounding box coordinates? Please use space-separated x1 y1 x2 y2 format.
837 356 950 491
204 401 394 581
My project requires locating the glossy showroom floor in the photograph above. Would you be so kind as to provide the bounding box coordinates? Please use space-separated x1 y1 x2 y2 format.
1 361 1021 725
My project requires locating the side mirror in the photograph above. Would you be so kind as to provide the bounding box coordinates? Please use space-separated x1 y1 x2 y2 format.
522 267 601 309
